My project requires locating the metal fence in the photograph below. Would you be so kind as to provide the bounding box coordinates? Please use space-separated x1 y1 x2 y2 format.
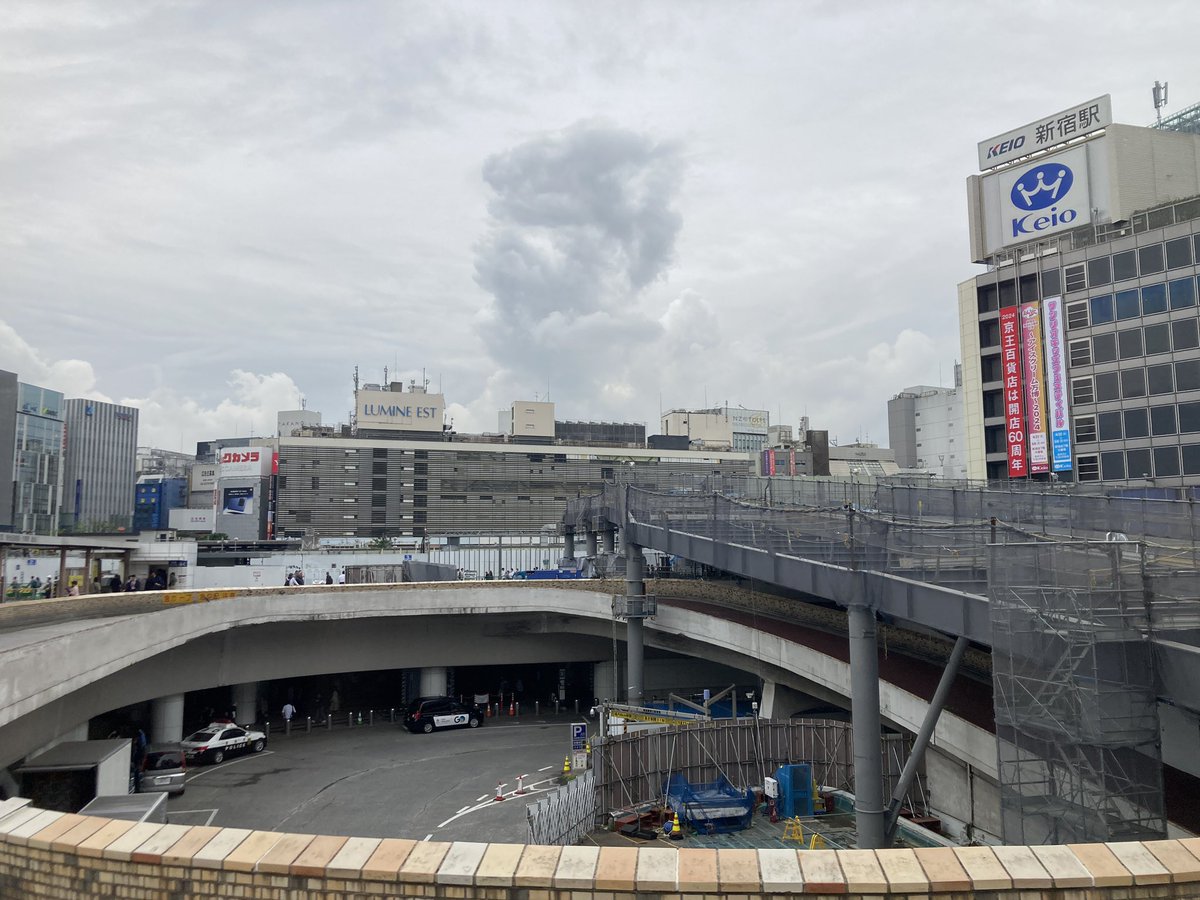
592 719 919 825
526 769 596 846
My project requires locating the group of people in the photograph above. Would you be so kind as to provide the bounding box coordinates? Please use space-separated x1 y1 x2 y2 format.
481 568 517 580
285 569 345 586
12 569 176 600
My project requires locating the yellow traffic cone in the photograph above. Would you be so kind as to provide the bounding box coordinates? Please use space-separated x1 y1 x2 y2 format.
669 811 683 839
562 755 572 775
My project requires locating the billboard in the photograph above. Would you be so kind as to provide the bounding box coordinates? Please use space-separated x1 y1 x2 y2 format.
169 508 215 531
1041 296 1074 472
998 145 1091 248
190 464 217 492
978 94 1111 171
730 408 768 433
221 486 255 516
1020 303 1050 475
219 448 271 478
1000 307 1027 478
357 389 445 433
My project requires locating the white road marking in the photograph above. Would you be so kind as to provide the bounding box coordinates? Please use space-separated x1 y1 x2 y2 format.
166 808 219 827
423 833 433 841
538 765 553 771
435 778 559 828
475 795 487 802
185 749 274 783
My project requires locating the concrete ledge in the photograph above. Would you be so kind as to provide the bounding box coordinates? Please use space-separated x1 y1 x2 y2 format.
3 801 1200 898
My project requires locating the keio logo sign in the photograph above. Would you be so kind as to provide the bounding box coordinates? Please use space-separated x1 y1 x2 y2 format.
998 146 1090 247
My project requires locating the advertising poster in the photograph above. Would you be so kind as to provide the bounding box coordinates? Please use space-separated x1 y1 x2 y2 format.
222 486 255 516
1000 307 1027 478
1041 296 1074 471
1020 302 1050 474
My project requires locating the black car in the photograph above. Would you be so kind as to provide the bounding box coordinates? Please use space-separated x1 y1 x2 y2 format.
403 696 483 733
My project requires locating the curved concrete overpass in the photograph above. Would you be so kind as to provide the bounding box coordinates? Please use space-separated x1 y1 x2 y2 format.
0 581 995 809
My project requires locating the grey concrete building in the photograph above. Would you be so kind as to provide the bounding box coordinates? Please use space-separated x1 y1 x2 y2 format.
62 399 139 534
275 436 752 541
887 371 967 480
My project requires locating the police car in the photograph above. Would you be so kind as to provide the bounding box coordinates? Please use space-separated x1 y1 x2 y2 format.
180 723 268 764
403 697 483 733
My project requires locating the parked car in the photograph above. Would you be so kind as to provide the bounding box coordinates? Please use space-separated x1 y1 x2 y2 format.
137 744 187 795
180 723 267 764
403 696 483 733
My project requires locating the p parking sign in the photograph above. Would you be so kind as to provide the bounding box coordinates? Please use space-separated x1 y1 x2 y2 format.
570 722 587 751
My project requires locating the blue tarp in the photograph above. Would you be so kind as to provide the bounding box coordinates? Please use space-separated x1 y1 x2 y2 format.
663 773 755 834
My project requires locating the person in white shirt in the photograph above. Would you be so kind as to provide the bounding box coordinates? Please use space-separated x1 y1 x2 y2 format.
338 571 346 584
282 702 296 723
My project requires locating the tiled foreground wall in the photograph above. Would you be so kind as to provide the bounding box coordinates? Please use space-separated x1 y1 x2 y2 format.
2 798 1200 899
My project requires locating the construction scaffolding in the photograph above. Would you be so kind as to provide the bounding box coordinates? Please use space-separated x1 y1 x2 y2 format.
989 540 1165 845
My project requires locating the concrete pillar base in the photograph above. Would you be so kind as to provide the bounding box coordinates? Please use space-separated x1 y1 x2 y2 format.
152 694 185 744
419 667 448 697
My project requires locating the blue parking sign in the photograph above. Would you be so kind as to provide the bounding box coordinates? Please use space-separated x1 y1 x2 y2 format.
571 722 587 750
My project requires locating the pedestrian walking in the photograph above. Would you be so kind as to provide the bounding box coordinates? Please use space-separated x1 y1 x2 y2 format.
282 702 296 724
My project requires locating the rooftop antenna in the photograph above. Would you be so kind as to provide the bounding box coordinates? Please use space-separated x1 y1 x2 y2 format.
1153 80 1169 126
383 365 388 386
353 366 359 391
300 395 307 410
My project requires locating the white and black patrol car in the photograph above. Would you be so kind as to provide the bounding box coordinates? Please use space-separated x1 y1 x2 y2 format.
403 697 483 733
180 723 268 764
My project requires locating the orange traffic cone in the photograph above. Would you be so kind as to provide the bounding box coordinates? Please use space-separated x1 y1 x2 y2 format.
493 782 505 802
508 697 515 716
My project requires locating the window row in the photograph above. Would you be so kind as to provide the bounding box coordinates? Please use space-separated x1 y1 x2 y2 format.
1071 361 1200 405
1081 236 1198 288
1076 445 1200 482
1074 401 1200 442
1070 277 1199 328
1067 319 1200 366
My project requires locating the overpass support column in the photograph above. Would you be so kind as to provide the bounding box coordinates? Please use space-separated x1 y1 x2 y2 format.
848 598 885 849
624 541 646 706
151 694 185 744
563 528 575 565
419 667 448 698
601 529 615 555
232 682 259 725
586 530 598 558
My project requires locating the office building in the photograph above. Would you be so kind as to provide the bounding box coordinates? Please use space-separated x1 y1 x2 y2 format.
10 380 66 534
136 446 194 480
62 399 139 533
134 476 188 532
961 94 1200 484
0 370 17 531
661 405 769 453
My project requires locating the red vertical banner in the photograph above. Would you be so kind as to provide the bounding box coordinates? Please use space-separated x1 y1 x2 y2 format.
1000 307 1027 478
1020 302 1050 474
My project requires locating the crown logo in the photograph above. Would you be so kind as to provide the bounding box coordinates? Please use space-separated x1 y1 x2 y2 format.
1014 168 1068 208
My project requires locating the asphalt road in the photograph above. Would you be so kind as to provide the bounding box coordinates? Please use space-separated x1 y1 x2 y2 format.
164 713 587 844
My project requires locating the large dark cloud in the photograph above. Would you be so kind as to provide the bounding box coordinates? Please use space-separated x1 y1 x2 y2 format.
473 122 683 401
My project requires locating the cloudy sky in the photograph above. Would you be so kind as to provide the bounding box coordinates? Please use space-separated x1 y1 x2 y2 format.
2 1 1196 452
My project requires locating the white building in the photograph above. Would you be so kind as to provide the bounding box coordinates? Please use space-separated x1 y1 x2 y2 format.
888 371 967 480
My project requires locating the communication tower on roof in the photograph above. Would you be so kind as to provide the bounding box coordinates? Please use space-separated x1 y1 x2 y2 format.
1153 80 1169 125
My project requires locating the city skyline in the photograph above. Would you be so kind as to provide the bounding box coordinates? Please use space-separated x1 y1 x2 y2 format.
1 2 1196 451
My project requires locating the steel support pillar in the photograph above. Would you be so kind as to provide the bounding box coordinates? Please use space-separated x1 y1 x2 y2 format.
57 549 68 597
602 529 615 555
624 540 646 706
151 693 185 744
883 635 970 846
848 599 885 849
586 530 598 557
563 529 575 565
83 550 94 593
